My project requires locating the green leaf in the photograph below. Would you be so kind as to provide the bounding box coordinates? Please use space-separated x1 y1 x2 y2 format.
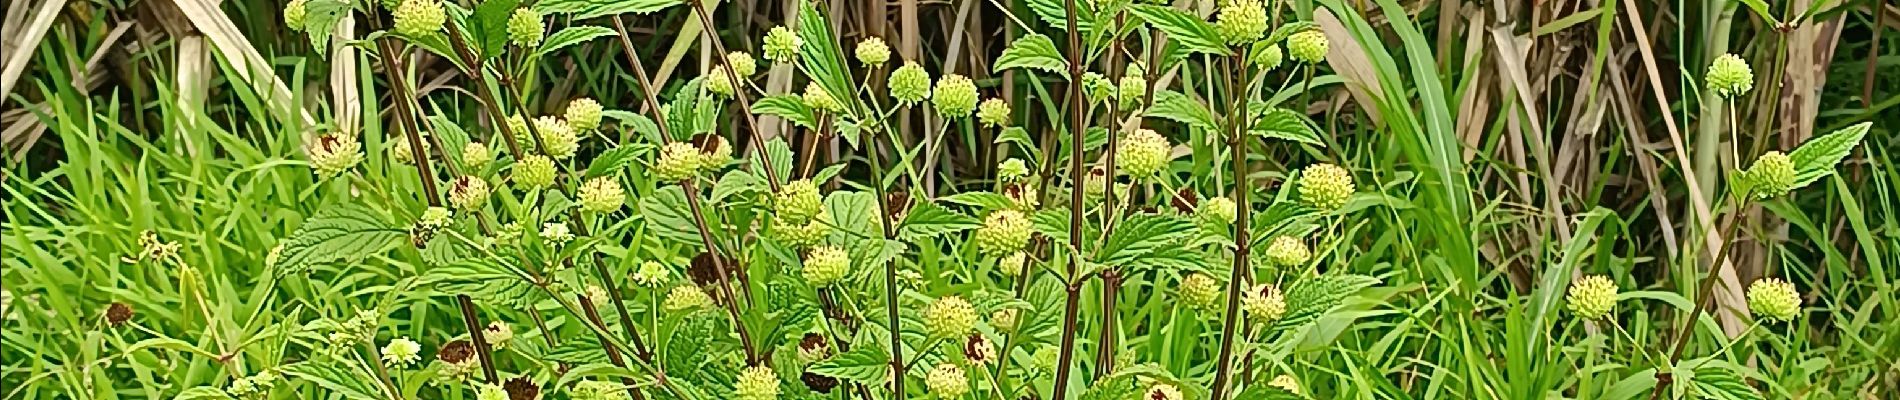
1128 5 1230 55
808 344 890 384
1095 214 1193 267
1024 0 1097 33
1787 121 1869 190
1251 107 1324 146
1689 366 1765 400
420 232 470 266
172 387 229 400
665 78 704 141
471 0 521 60
937 191 1017 211
898 201 981 241
301 0 351 51
546 335 612 364
276 204 405 274
750 95 818 129
429 259 541 308
603 110 661 143
278 362 382 399
748 137 795 187
1266 21 1318 45
823 191 877 239
424 113 471 169
536 26 617 57
710 170 765 203
797 1 860 116
535 0 681 20
405 33 469 72
637 185 705 244
585 146 639 177
1150 90 1219 130
994 34 1069 75
1271 274 1380 332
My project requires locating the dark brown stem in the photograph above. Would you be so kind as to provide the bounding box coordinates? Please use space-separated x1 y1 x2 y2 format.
1050 0 1088 398
1210 53 1253 400
1093 10 1131 379
679 179 760 364
579 295 649 400
865 111 907 398
1647 194 1748 399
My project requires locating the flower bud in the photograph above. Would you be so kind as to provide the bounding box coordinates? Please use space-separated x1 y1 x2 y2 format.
1565 275 1618 320
1217 0 1268 45
532 116 578 160
1706 53 1754 98
924 296 977 338
512 155 556 189
462 142 493 170
727 51 758 77
803 83 844 114
771 211 831 249
774 179 824 224
706 65 736 97
1298 163 1354 211
924 363 969 398
856 37 892 67
990 308 1020 332
998 251 1028 277
1287 29 1330 64
1263 236 1310 267
974 210 1031 257
977 98 1011 127
389 136 430 165
1746 277 1800 322
1196 196 1237 226
931 74 979 118
1253 43 1285 71
663 285 713 313
762 26 800 63
578 177 625 213
1744 151 1795 199
695 134 733 174
285 0 309 31
1117 74 1148 108
889 62 932 103
801 246 851 287
654 142 704 182
507 8 544 47
998 158 1030 183
392 0 446 38
1119 129 1172 178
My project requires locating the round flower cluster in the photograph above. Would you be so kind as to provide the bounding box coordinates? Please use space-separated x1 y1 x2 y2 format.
1263 236 1310 267
1217 0 1269 45
998 251 1028 277
539 222 574 245
924 296 978 338
578 177 625 213
566 98 603 132
1747 278 1800 322
856 37 892 67
727 51 758 77
735 366 780 400
698 135 733 174
1269 374 1302 394
533 116 578 159
507 8 544 47
654 142 704 182
1287 30 1330 64
801 246 851 287
932 74 979 118
389 135 429 165
1243 283 1286 323
632 261 670 288
1743 151 1795 200
1117 74 1148 108
307 132 364 176
803 83 844 114
392 0 446 38
1196 196 1237 227
990 308 1020 332
513 155 557 189
284 0 308 31
1253 43 1284 70
483 321 514 350
774 179 825 224
571 380 629 400
890 62 932 104
1119 129 1172 178
448 176 490 210
1706 53 1754 98
663 285 713 313
977 98 1011 127
925 363 969 398
1180 273 1221 311
381 337 422 368
763 26 801 63
1146 384 1184 400
974 210 1031 257
998 158 1030 183
1565 275 1618 319
462 142 492 170
1298 163 1354 211
706 65 737 97
772 210 832 248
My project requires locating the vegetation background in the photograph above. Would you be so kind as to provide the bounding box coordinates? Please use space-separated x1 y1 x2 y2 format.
1 0 1895 399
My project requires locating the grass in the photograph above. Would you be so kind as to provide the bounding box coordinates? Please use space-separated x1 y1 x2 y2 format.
3 0 1896 399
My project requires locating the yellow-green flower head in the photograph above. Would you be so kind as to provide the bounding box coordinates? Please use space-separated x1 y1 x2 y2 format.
307 132 364 176
772 211 832 249
763 26 801 63
381 337 422 368
513 154 557 189
774 179 825 224
572 380 630 400
990 308 1019 332
1298 163 1354 211
803 83 845 114
533 116 579 160
974 210 1032 257
924 363 969 398
727 51 759 77
462 142 493 170
1083 72 1113 103
1565 275 1618 319
1269 374 1302 394
419 207 455 230
856 37 892 67
924 296 978 338
1030 345 1061 372
697 135 733 174
631 261 671 288
652 142 703 182
1146 384 1184 400
1117 74 1148 108
448 176 491 210
1217 0 1269 45
392 0 446 38
1243 283 1286 323
1744 151 1796 200
931 74 979 118
1747 278 1800 322
1197 196 1238 226
998 251 1028 277
1180 273 1221 311
706 65 736 97
1264 236 1310 267
1707 53 1754 98
801 246 851 287
662 285 713 313
507 8 544 47
566 98 604 132
977 98 1011 127
389 136 430 165
735 366 780 400
1119 129 1172 178
578 177 625 213
285 0 309 31
475 383 508 400
506 115 530 139
889 62 932 103
482 321 514 350
540 222 574 245
998 158 1031 183
1253 43 1284 70
1287 29 1330 64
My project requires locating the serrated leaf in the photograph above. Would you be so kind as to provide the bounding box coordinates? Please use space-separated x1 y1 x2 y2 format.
1024 0 1097 33
1129 5 1230 55
1095 214 1193 267
710 170 765 203
750 95 818 129
602 110 661 142
535 0 681 20
665 78 704 141
276 204 405 274
420 232 470 266
1252 107 1324 145
302 0 350 51
808 344 890 384
471 0 520 59
1150 90 1219 130
898 202 981 241
546 335 612 364
937 192 1017 211
748 137 795 187
1271 274 1380 332
585 146 639 177
637 186 705 244
279 362 382 399
171 387 229 400
1787 121 1869 190
994 34 1069 75
797 1 859 115
429 259 541 308
823 191 876 239
1689 366 1765 400
536 26 617 57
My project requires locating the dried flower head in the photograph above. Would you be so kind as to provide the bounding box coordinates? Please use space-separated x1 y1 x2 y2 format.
801 370 839 393
504 377 540 400
1146 383 1184 400
797 332 829 363
484 321 515 350
964 334 996 365
104 302 133 327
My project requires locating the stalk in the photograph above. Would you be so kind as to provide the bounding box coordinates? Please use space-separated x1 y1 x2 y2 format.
1210 53 1254 400
1050 0 1089 398
1647 193 1749 399
867 105 907 398
1092 10 1131 378
580 295 650 400
689 0 783 190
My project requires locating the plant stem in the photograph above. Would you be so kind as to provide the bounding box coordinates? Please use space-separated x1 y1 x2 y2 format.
1050 0 1088 398
679 178 761 364
865 108 907 398
580 294 650 400
1211 53 1254 400
1647 193 1749 399
689 0 783 190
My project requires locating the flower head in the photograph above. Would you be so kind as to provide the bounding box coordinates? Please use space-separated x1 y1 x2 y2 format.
507 8 544 47
931 74 979 118
1269 374 1302 394
998 158 1030 183
797 332 829 363
104 302 133 327
1287 29 1330 64
889 62 932 103
990 308 1020 332
631 261 671 288
735 366 780 400
974 210 1031 257
504 378 540 400
1298 163 1354 211
774 179 825 224
418 207 455 230
1083 72 1113 103
392 0 446 38
924 296 978 338
1243 283 1286 323
654 142 704 182
1565 275 1618 320
856 37 892 67
381 337 423 368
803 83 844 114
540 222 573 245
964 334 996 365
663 285 713 313
389 135 430 165
566 98 603 132
1119 129 1172 178
475 383 508 400
1146 384 1184 400
1180 273 1221 311
462 142 493 170
771 211 831 249
1118 74 1148 108
1707 53 1754 98
925 363 969 398
285 0 309 31
977 98 1011 127
483 321 515 350
706 65 736 97
1747 278 1800 322
998 252 1028 277
571 381 629 400
513 155 557 189
763 26 801 63
1263 236 1310 267
727 51 758 77
1744 151 1796 200
449 176 491 210
1217 0 1269 45
802 246 851 287
1253 43 1284 71
695 134 733 174
1196 196 1237 227
577 177 625 213
533 116 578 160
307 132 365 176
